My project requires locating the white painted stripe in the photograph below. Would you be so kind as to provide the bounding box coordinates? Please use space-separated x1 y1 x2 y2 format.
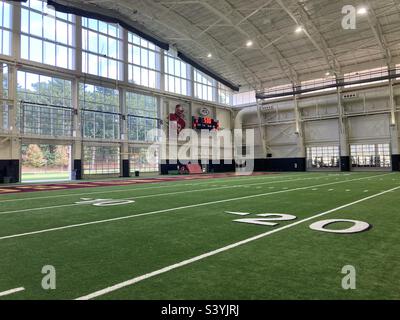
0 173 392 241
0 287 25 297
0 173 302 203
225 211 250 216
0 176 323 216
76 185 400 300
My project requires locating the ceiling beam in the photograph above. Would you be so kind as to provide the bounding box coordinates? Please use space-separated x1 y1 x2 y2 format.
114 0 262 87
296 2 342 73
365 0 393 66
274 0 340 75
199 0 299 86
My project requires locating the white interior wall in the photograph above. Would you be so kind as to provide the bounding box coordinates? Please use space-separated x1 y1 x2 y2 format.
241 84 400 160
348 114 390 143
304 119 340 145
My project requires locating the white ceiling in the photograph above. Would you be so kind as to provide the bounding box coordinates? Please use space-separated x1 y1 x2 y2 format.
63 0 400 90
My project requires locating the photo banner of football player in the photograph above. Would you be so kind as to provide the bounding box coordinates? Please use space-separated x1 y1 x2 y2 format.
168 103 189 134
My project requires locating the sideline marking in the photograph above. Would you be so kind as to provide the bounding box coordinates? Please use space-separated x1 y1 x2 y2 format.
0 287 25 298
0 174 301 203
0 176 324 216
0 174 392 241
76 185 400 300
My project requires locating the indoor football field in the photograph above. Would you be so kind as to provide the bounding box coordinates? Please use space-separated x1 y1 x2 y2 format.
0 172 399 300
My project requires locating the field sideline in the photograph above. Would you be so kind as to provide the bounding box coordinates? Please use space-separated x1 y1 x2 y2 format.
0 172 399 300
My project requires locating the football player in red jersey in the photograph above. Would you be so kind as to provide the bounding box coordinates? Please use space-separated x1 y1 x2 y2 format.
169 104 186 134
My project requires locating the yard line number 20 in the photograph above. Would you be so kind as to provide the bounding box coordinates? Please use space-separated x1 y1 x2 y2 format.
231 213 371 234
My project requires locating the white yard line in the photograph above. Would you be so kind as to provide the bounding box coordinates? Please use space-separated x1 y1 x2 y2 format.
0 175 324 216
0 173 305 203
0 287 25 298
76 184 400 300
0 173 392 241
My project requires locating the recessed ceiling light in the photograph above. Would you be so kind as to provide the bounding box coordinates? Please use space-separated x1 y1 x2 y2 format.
246 40 253 47
357 7 368 15
207 53 212 58
295 26 303 33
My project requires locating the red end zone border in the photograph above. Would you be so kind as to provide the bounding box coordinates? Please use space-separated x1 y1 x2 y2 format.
0 172 278 195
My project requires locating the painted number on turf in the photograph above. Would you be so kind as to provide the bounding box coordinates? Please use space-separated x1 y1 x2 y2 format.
227 212 371 234
75 198 135 206
234 214 297 226
309 219 370 234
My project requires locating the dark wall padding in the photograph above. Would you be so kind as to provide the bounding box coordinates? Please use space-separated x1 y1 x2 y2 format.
47 0 169 50
160 160 179 175
161 160 236 174
254 158 306 172
161 158 307 173
73 159 82 180
0 160 20 183
340 156 350 172
122 159 130 177
391 154 400 171
208 160 236 173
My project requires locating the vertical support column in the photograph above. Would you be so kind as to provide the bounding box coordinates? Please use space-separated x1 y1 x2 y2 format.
190 64 194 98
159 49 165 92
213 80 218 103
337 79 350 171
75 16 82 74
122 29 129 84
120 28 130 178
5 64 20 183
293 92 306 171
1 0 22 183
71 78 82 179
12 1 21 59
159 96 168 174
71 16 82 180
0 67 3 130
255 99 267 158
389 69 399 171
120 87 130 177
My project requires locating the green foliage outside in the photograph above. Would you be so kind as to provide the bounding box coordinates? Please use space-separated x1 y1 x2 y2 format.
22 144 70 169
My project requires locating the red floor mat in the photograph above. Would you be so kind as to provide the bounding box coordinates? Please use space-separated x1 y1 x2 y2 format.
0 172 277 195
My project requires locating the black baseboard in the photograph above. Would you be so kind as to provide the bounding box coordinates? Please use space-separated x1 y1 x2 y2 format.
122 159 130 177
340 156 350 172
73 159 82 180
161 160 236 174
392 154 400 171
160 160 179 175
161 158 306 173
254 158 306 172
0 160 20 183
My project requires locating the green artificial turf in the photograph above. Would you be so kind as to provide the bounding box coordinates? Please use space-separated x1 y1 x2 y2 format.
21 172 70 182
0 172 399 300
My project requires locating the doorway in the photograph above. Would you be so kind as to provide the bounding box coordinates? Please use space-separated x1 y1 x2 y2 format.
21 143 72 183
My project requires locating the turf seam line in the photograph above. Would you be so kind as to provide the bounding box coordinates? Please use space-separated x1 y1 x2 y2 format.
0 173 392 241
0 173 307 203
75 184 400 300
0 176 324 216
0 287 25 297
